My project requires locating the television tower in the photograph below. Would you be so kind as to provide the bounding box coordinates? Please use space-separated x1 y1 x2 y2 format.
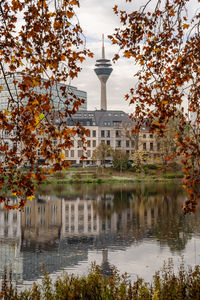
94 34 113 110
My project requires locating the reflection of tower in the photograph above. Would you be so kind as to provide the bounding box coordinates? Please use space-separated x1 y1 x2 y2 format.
94 34 113 111
100 248 112 277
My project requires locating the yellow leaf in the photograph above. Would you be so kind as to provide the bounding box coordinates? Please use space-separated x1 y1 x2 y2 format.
0 86 4 90
162 100 168 105
12 192 17 196
27 195 35 201
39 113 45 120
60 152 66 160
49 168 54 174
4 110 10 115
153 48 160 52
183 23 189 29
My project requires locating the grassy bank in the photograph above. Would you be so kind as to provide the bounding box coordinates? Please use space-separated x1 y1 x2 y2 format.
1 262 200 299
44 168 184 185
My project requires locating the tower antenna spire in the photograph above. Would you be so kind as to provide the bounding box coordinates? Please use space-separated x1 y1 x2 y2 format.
94 35 113 110
102 34 105 59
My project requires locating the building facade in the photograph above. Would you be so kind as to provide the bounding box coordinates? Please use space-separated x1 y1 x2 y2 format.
64 110 161 165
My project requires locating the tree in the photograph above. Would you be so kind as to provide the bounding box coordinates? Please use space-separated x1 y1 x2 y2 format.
110 0 200 213
0 0 92 209
92 142 112 170
154 115 185 170
112 149 129 172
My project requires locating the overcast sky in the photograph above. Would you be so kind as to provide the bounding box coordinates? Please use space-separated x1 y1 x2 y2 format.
72 0 199 113
72 0 138 113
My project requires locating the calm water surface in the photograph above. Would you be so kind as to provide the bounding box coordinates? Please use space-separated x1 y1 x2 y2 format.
1 182 200 287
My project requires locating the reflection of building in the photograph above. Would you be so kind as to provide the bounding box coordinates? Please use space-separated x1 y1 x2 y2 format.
61 198 100 237
21 196 62 246
0 184 192 284
0 202 22 281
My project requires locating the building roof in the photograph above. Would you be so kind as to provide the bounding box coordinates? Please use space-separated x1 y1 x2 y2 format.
66 110 131 127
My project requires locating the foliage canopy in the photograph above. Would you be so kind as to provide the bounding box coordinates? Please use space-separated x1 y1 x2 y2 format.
110 0 200 213
0 0 92 209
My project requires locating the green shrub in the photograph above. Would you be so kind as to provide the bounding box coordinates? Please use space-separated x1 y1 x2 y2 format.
145 164 158 170
163 173 184 179
1 262 200 299
97 178 103 183
143 166 149 174
73 172 82 181
53 170 66 179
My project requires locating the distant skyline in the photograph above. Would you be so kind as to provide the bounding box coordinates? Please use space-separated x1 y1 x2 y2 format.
72 0 199 114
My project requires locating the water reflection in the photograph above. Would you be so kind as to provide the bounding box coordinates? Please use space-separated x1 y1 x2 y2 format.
0 183 199 284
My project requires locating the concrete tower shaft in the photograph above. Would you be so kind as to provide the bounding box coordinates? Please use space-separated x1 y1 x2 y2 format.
94 34 113 110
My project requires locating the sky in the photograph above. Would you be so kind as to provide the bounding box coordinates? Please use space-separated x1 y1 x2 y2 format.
72 0 200 114
72 0 138 113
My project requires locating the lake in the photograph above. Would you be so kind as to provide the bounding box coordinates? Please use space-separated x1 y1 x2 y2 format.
0 182 199 287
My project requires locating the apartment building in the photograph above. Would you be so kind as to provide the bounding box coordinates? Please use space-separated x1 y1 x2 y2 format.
64 110 161 165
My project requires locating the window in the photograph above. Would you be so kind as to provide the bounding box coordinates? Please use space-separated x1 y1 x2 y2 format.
78 140 83 147
92 140 96 147
143 134 146 138
87 140 91 147
116 140 121 148
157 143 160 151
65 150 69 157
113 121 122 126
101 130 105 138
92 130 96 137
143 143 146 150
106 130 110 137
106 140 110 145
78 150 83 157
87 150 91 157
131 141 135 148
150 142 154 151
116 130 121 137
150 134 153 138
126 140 130 147
78 204 84 211
71 150 74 157
87 131 91 137
126 150 129 154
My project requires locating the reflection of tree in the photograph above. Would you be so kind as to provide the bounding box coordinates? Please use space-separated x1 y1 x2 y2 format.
132 186 199 253
93 189 132 221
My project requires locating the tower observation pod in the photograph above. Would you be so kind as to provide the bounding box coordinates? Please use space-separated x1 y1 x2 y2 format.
94 34 113 110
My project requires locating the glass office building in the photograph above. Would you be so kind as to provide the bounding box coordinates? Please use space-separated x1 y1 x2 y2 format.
0 73 87 111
